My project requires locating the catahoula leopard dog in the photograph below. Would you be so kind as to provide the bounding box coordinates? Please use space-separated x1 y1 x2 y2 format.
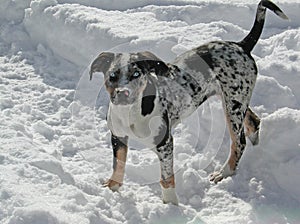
89 0 288 205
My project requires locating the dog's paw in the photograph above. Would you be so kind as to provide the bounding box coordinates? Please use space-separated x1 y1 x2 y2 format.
209 164 235 184
162 187 179 205
102 179 122 191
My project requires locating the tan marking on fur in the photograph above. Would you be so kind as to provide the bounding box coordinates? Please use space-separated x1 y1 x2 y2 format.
160 175 175 188
136 79 148 97
228 141 238 171
225 112 239 171
103 179 121 191
244 108 260 137
105 85 115 96
104 146 128 191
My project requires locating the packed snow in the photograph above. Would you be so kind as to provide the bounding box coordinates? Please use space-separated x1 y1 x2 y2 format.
0 0 300 223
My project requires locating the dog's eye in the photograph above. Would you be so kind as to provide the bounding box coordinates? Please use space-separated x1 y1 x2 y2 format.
109 73 117 81
132 71 141 79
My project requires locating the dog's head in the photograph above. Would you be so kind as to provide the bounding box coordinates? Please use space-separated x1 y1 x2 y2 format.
90 51 169 105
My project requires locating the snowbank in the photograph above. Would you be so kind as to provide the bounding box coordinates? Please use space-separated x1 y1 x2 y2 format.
23 0 300 66
0 0 30 23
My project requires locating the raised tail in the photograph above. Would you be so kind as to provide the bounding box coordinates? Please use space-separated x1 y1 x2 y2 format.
239 0 288 53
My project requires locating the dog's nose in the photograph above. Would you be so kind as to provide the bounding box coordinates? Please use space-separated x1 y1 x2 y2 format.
117 89 130 97
116 88 130 98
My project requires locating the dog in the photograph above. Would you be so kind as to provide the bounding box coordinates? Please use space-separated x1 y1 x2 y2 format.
89 0 288 205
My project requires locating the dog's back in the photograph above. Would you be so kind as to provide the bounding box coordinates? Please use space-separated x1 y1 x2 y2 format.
165 0 288 124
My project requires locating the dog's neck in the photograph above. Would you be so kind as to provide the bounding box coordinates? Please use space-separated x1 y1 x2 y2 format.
107 77 163 144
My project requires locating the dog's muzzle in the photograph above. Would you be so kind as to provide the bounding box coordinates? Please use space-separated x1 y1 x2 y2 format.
112 87 132 105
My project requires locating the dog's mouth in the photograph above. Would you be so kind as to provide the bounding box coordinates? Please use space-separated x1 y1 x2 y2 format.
111 88 134 105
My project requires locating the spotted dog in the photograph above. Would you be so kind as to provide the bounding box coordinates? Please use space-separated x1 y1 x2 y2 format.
90 0 288 205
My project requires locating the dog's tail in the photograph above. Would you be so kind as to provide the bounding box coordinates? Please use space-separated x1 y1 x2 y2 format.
239 0 288 53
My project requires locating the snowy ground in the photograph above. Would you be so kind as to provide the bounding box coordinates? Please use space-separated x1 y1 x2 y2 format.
1 0 300 223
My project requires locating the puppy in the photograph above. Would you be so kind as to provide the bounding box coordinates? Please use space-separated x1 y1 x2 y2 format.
90 0 288 205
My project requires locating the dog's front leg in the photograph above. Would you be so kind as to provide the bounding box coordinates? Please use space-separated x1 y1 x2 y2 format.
154 136 178 205
103 134 128 191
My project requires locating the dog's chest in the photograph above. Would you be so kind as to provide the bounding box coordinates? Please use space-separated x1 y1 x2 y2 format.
107 99 164 147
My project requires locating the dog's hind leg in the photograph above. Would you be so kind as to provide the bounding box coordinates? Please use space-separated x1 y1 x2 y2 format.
244 107 260 146
210 95 248 184
103 134 128 191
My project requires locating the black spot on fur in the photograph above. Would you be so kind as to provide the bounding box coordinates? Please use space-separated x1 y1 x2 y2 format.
201 95 208 104
189 83 196 92
141 79 156 116
240 131 246 145
231 85 239 91
135 52 169 76
111 134 128 170
232 100 242 111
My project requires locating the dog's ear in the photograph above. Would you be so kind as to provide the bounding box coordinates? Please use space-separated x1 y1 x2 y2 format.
136 51 169 76
89 52 114 80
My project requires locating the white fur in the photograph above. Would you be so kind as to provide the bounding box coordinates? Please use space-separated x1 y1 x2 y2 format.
119 53 131 73
110 184 121 192
221 163 236 177
210 163 236 183
248 130 259 145
107 96 164 147
161 187 178 205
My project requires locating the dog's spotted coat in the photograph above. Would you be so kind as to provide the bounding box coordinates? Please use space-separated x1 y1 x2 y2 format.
90 0 288 205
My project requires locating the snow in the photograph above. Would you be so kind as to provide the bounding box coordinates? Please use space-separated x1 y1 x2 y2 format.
0 0 300 223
